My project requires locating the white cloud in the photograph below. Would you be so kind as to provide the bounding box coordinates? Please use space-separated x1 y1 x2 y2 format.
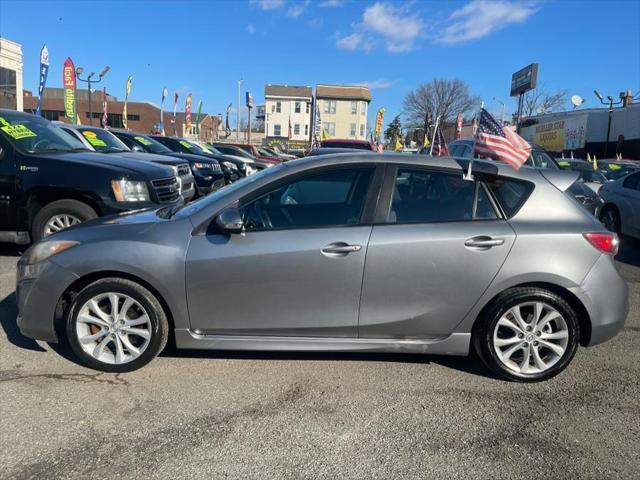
252 0 285 11
358 79 393 89
246 23 256 34
320 0 343 6
438 0 539 45
308 17 324 28
287 0 310 17
335 2 423 53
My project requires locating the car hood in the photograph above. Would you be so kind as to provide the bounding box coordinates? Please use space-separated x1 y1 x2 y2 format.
155 152 218 164
36 151 174 179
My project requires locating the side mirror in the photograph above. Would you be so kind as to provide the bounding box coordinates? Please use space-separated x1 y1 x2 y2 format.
131 144 144 152
216 207 244 233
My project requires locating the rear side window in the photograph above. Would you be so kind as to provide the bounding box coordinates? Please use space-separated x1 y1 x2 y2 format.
484 176 534 218
622 172 640 190
388 169 498 223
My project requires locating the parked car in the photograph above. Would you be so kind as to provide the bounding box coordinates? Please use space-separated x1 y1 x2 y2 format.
0 109 180 243
599 171 640 238
150 136 241 183
258 146 296 161
449 139 604 217
111 131 225 197
556 159 609 193
596 160 639 181
57 124 195 202
320 139 375 150
224 143 281 164
16 153 627 382
307 147 375 156
207 143 272 171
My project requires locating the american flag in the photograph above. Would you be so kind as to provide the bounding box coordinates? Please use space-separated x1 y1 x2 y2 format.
431 124 449 156
474 108 531 170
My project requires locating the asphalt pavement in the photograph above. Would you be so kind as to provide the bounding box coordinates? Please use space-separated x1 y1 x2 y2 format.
1 238 638 479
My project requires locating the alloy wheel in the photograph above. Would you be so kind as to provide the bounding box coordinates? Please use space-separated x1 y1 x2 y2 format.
492 301 569 375
75 292 152 365
44 214 81 236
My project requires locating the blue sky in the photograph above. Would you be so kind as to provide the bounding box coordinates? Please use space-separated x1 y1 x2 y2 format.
1 0 638 127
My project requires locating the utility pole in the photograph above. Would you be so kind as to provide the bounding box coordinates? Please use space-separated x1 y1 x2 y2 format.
76 65 110 125
237 79 243 141
594 90 623 158
493 97 506 125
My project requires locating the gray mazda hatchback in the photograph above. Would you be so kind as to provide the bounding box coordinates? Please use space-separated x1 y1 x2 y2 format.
16 154 628 381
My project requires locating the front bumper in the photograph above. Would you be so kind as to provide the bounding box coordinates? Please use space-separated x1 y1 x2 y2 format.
569 253 629 346
16 259 79 343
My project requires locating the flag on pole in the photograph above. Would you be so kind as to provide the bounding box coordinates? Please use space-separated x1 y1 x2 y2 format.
474 108 531 170
394 135 403 152
288 115 292 140
374 107 385 142
313 101 322 147
431 123 449 156
456 113 463 139
195 100 203 134
35 45 49 116
160 87 168 135
592 154 598 170
172 92 179 135
62 57 77 124
225 103 232 137
101 88 108 129
422 111 432 148
185 93 193 133
122 75 132 129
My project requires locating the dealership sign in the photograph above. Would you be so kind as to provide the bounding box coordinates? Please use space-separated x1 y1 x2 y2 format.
62 57 77 123
521 113 588 152
510 63 538 97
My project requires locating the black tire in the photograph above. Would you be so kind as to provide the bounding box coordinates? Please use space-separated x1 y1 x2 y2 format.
473 287 580 382
600 205 621 235
32 199 98 241
65 278 169 372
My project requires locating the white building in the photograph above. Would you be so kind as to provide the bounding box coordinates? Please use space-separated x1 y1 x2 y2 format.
264 85 313 147
0 37 23 111
316 84 371 140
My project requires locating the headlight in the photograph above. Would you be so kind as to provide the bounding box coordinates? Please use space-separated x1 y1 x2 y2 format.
193 162 211 169
23 240 79 265
222 161 238 171
111 179 150 202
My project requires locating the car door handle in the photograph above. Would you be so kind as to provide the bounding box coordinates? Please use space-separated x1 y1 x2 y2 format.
321 243 362 256
464 236 505 248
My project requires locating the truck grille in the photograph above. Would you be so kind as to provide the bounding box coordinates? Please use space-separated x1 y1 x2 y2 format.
211 162 222 173
151 177 181 203
177 164 191 176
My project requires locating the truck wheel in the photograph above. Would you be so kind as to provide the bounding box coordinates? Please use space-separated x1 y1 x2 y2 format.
32 199 98 241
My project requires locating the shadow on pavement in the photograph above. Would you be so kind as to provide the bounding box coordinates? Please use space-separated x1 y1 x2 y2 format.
616 235 640 267
0 293 46 352
0 243 26 257
160 345 499 380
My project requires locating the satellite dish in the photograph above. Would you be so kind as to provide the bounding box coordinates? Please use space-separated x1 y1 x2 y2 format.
571 95 585 108
536 107 545 115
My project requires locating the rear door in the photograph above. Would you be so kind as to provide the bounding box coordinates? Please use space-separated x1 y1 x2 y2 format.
359 166 517 338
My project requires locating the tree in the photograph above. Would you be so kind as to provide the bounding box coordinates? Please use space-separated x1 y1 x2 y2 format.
403 78 479 128
384 115 402 145
522 85 568 117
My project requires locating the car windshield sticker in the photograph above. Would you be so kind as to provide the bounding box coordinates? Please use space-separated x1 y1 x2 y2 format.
0 117 10 127
81 130 107 147
200 145 213 154
557 161 570 167
134 136 153 146
608 164 621 170
0 123 37 140
179 140 193 149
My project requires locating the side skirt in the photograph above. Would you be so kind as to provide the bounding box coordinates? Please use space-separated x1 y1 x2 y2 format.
174 329 471 356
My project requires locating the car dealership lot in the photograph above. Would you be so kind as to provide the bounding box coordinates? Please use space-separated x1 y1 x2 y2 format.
0 240 638 479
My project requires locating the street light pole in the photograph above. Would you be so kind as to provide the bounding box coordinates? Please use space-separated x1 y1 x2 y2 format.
237 79 243 141
76 65 110 126
493 97 506 125
594 90 622 158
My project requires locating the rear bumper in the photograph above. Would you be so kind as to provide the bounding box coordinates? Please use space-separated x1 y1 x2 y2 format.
570 254 629 346
16 259 79 343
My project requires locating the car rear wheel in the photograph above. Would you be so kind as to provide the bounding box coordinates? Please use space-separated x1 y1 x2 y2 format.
473 288 580 382
600 206 621 235
66 278 168 372
32 199 98 241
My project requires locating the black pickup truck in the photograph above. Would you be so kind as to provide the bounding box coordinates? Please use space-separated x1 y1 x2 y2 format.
0 109 181 244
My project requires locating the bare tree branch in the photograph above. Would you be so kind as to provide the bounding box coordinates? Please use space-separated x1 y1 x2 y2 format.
522 84 568 117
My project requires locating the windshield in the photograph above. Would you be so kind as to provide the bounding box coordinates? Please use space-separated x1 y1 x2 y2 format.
257 147 276 156
214 145 255 159
75 128 129 153
0 111 89 153
600 163 638 180
131 135 172 154
175 163 286 217
577 169 608 184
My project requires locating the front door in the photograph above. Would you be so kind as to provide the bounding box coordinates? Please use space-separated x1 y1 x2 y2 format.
359 166 516 338
186 165 376 337
0 137 16 233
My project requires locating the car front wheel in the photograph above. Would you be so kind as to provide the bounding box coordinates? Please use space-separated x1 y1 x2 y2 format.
473 287 580 382
32 199 98 241
66 278 169 372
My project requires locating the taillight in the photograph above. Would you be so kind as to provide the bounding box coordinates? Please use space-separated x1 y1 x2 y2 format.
583 232 619 255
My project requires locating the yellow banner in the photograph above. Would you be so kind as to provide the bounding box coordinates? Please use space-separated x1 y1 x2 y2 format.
374 108 385 138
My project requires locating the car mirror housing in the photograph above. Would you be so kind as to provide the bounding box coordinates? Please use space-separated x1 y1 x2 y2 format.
216 207 244 233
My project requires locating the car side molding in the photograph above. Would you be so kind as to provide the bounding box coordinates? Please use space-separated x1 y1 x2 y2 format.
174 329 471 356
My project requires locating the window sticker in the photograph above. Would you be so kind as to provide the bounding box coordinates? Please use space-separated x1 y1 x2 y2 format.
1 123 37 140
81 130 107 147
608 164 621 170
557 161 570 167
134 136 153 146
179 140 193 149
